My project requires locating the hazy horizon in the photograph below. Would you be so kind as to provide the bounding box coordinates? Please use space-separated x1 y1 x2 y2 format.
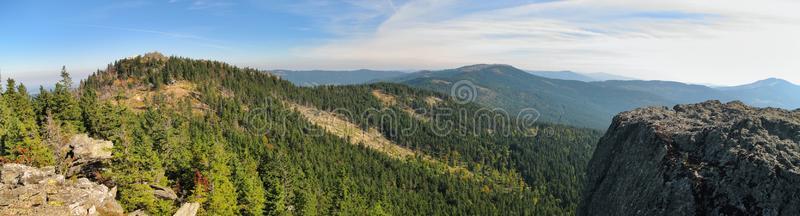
3 0 800 87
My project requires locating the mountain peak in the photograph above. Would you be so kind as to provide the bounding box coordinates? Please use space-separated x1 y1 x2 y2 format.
128 51 168 62
456 64 518 72
755 77 794 86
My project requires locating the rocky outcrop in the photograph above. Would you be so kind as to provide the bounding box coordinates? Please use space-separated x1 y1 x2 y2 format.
579 101 800 216
0 163 124 216
66 134 114 178
69 134 113 160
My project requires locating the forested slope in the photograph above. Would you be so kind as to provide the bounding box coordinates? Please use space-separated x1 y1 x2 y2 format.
1 53 601 215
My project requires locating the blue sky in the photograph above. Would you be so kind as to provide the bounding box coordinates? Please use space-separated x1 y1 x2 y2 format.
2 0 800 87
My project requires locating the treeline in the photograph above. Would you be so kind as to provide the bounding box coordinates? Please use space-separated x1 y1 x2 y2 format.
0 53 601 215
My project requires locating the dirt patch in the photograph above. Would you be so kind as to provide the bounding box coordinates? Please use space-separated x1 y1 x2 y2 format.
95 80 209 114
288 102 528 191
289 102 416 159
371 90 397 106
424 96 443 106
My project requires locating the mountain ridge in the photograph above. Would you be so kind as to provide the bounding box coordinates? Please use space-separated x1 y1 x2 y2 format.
387 64 800 129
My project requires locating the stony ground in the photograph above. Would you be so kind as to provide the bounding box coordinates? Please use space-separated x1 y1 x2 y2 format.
0 163 123 216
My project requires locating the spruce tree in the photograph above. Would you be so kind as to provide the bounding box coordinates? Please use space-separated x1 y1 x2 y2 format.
111 115 173 214
234 152 266 216
206 139 238 216
51 66 83 133
1 79 52 166
0 90 8 156
80 87 100 136
264 151 290 215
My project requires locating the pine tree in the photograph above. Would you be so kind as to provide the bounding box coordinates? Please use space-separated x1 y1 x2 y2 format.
297 188 320 216
331 170 367 216
80 87 100 136
234 152 266 216
206 140 238 216
141 101 168 152
110 116 173 214
1 79 52 166
60 65 74 90
264 151 290 216
0 92 10 157
369 201 391 216
51 66 83 133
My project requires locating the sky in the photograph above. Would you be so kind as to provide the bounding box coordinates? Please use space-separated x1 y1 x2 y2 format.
2 0 800 87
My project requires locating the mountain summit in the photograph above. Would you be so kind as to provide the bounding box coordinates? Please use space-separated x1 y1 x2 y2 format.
727 78 796 89
717 78 800 108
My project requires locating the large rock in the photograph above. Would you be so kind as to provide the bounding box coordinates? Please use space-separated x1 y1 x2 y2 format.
150 184 178 200
66 134 115 178
173 202 200 216
579 101 800 216
0 163 124 216
69 134 114 160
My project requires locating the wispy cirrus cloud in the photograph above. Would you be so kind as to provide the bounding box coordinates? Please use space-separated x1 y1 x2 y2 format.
278 0 404 36
79 24 233 50
283 0 800 85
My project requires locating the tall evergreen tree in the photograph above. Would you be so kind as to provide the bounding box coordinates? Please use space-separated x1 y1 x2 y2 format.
51 66 83 133
0 91 10 157
110 115 173 214
1 79 52 166
80 87 100 136
234 152 266 216
264 151 290 216
205 140 239 216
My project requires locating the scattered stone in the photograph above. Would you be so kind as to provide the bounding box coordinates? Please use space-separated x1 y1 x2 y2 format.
0 163 124 216
579 100 800 216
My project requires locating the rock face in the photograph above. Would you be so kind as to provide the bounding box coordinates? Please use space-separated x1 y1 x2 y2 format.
69 134 114 160
579 101 800 216
66 134 114 178
0 163 124 216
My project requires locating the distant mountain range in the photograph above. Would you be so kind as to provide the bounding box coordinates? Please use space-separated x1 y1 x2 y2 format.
527 71 637 82
272 65 800 129
271 69 406 86
390 64 800 129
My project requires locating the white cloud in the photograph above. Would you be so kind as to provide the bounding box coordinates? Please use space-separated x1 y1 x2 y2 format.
285 0 800 85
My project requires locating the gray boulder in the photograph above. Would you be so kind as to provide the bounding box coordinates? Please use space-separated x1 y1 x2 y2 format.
0 163 124 216
579 100 800 216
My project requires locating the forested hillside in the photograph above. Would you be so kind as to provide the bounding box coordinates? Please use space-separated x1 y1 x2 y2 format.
0 53 601 215
392 64 669 129
392 64 800 129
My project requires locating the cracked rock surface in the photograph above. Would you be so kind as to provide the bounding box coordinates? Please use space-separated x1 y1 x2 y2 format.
579 100 800 216
0 163 124 216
